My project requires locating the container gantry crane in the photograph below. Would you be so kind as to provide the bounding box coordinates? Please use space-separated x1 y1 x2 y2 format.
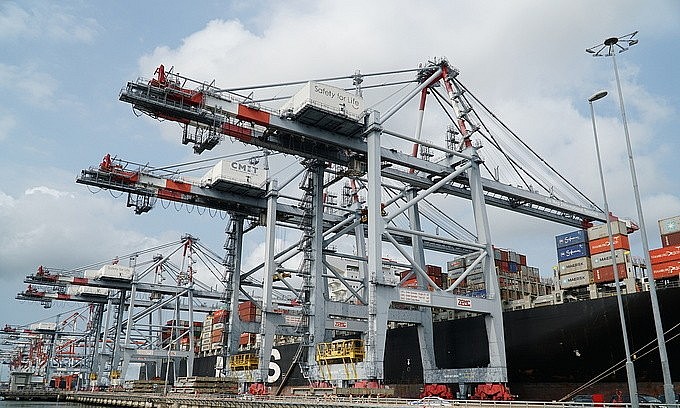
81 58 608 393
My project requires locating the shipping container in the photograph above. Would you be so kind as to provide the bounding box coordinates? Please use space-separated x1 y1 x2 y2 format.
518 254 527 266
555 230 588 249
587 220 628 241
466 272 485 285
592 263 628 283
649 246 680 265
559 270 591 289
588 234 630 255
591 248 628 268
447 258 465 271
212 323 224 331
662 231 680 247
658 215 680 236
66 285 109 297
201 160 267 191
280 81 365 121
651 259 680 279
557 243 589 262
558 257 592 275
30 322 57 331
96 264 134 281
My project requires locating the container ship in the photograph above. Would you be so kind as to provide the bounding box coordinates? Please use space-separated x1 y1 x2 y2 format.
5 216 680 400
184 216 680 400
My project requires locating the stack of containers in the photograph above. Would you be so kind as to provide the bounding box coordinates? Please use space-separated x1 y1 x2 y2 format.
200 314 212 353
446 258 467 288
659 215 680 247
556 230 591 289
211 309 228 350
238 301 261 323
587 220 631 283
447 255 484 291
399 265 443 290
649 215 680 279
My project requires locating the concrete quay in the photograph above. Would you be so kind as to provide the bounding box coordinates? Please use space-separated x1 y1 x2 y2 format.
64 392 411 408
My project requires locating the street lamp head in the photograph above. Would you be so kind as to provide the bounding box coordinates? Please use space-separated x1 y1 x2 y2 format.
589 90 608 102
604 37 619 46
586 31 638 57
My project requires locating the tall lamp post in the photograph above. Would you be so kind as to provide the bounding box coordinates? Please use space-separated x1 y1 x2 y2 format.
588 90 638 408
587 32 675 404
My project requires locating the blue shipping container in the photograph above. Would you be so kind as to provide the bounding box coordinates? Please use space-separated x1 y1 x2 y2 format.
555 230 588 249
557 243 590 262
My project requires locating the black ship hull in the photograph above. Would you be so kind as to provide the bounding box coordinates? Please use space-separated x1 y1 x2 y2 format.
194 285 680 400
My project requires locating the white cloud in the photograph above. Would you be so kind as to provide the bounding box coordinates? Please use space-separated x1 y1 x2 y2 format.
0 63 59 103
0 2 32 38
0 112 15 142
25 186 74 199
0 187 162 281
0 2 99 43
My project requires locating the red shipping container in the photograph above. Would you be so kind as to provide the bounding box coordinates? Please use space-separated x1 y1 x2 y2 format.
500 250 509 261
519 254 527 266
662 232 680 247
588 234 630 255
400 269 411 280
649 246 680 265
239 333 256 345
592 263 628 283
651 259 680 279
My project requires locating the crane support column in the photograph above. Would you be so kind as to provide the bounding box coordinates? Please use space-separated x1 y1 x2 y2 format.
307 162 330 374
257 180 279 383
467 145 508 381
365 111 388 381
406 188 436 373
226 215 245 362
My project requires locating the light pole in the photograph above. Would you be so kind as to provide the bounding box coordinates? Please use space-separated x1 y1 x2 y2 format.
587 32 675 404
588 90 638 408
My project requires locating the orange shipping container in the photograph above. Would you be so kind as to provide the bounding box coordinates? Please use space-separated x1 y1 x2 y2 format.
592 263 628 283
238 301 257 311
649 246 680 265
588 234 630 255
651 259 680 279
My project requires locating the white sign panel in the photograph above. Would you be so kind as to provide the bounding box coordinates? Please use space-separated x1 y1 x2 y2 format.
399 288 432 304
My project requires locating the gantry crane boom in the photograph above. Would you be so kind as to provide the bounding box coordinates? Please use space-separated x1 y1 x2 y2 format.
119 65 605 228
77 155 478 255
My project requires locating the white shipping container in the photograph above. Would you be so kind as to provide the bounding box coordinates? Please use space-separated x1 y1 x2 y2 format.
558 257 592 275
659 215 680 236
98 264 134 281
84 269 100 279
30 322 57 331
560 270 592 289
202 160 267 190
280 81 365 121
587 221 628 241
591 248 628 268
66 285 109 297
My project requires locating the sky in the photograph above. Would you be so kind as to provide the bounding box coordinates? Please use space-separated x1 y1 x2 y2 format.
1 0 680 333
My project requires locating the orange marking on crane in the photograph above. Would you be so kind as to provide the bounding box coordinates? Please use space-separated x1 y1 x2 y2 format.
165 179 192 193
237 105 270 125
